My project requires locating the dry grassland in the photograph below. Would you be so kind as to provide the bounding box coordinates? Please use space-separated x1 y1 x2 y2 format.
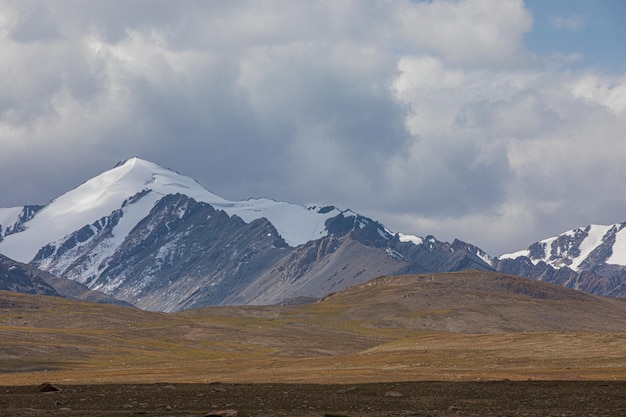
1 271 626 385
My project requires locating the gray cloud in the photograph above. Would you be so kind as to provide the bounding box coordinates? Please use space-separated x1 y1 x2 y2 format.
11 5 61 43
1 0 625 256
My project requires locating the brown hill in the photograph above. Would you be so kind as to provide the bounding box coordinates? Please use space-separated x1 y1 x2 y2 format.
312 270 626 333
0 270 625 385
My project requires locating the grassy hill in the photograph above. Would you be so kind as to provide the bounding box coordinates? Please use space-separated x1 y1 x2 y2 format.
1 271 625 385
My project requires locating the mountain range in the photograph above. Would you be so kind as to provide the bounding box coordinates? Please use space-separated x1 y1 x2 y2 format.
495 224 626 297
0 157 624 311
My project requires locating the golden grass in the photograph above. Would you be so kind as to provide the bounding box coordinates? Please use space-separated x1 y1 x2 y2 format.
2 318 625 385
1 276 626 386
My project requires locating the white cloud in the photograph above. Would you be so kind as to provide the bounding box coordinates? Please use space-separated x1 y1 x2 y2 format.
569 73 626 114
389 54 626 252
0 0 625 255
395 0 533 66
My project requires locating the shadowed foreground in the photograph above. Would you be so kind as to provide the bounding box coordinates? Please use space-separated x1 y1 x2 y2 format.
2 381 626 417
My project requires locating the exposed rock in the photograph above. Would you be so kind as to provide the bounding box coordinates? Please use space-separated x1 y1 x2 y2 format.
38 382 61 393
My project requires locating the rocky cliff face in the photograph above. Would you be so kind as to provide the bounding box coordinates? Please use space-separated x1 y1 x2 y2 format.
31 193 290 311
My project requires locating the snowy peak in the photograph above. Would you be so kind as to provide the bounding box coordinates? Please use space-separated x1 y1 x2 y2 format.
0 158 225 262
493 223 626 298
498 222 626 271
0 157 362 262
60 157 227 210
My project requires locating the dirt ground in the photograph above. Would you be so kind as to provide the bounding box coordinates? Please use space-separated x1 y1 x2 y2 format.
1 380 626 417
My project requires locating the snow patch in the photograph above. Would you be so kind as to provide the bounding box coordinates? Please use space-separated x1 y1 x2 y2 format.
386 248 407 261
607 225 626 266
569 224 612 270
475 250 492 266
398 233 423 246
498 249 531 261
0 207 23 234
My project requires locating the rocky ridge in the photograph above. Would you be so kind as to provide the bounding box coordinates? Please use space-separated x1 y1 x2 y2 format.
493 223 626 297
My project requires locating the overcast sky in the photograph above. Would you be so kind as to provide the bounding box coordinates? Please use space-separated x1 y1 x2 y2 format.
1 0 625 255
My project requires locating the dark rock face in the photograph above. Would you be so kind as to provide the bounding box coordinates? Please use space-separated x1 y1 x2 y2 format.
73 193 292 311
390 237 492 274
325 212 393 248
32 209 124 277
0 254 59 296
0 205 44 243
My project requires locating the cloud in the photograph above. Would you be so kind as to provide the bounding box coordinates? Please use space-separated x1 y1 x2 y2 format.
395 0 533 66
389 55 626 252
0 0 625 255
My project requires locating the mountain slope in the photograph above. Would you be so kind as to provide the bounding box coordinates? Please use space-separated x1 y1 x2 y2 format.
494 223 626 297
0 254 131 306
1 157 493 311
225 214 492 306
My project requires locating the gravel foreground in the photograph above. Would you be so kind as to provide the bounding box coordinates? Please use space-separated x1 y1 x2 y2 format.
1 380 625 417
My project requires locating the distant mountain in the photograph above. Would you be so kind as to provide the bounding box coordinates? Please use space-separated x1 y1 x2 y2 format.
0 157 491 311
493 224 626 297
0 254 132 306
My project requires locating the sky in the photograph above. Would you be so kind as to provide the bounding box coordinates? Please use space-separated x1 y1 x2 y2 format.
0 0 625 256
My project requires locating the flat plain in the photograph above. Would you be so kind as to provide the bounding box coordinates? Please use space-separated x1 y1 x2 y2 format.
1 271 626 416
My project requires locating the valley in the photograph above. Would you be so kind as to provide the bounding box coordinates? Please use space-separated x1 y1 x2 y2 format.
1 271 626 415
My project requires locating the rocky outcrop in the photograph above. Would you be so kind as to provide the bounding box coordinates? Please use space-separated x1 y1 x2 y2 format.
0 205 44 241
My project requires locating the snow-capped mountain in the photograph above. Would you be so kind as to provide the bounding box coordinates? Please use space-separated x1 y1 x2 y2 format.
0 157 492 311
493 224 626 297
0 157 341 262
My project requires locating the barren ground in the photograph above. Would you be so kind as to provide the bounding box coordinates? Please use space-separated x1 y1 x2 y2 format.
2 381 626 417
